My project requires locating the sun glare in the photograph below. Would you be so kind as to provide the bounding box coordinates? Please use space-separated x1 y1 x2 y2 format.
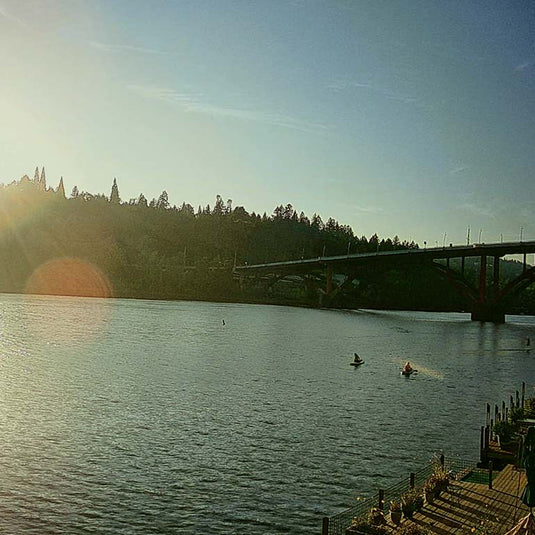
25 257 113 298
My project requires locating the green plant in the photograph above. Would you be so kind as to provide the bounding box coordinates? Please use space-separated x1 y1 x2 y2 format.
509 406 525 424
423 476 438 495
493 419 517 443
413 489 424 511
367 507 386 526
389 500 401 512
525 397 535 418
398 524 430 535
346 516 389 534
432 464 449 491
401 488 422 517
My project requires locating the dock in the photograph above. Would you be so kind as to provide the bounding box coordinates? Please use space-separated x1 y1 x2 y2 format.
325 463 529 535
402 464 528 533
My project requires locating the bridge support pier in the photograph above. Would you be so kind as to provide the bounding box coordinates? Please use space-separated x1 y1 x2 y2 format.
470 255 505 323
471 303 505 323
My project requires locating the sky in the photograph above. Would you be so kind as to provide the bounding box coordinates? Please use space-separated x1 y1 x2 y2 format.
0 0 534 247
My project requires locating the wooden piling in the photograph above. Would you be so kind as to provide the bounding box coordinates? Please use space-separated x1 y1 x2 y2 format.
410 473 415 489
322 516 329 535
378 489 384 510
488 461 493 489
522 382 525 409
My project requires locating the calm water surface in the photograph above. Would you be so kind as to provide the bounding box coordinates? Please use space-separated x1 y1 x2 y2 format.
1 294 534 534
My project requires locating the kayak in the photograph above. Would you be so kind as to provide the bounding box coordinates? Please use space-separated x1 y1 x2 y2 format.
350 360 364 366
401 369 414 376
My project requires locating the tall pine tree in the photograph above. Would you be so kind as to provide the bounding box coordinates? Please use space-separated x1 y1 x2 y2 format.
57 177 66 199
110 178 120 204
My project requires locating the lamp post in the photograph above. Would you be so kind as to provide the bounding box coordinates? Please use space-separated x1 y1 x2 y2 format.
520 226 524 242
478 229 483 243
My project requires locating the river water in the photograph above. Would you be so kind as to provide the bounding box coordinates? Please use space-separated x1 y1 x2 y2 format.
0 294 534 534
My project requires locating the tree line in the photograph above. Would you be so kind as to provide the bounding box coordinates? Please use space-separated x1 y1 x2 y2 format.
0 169 533 313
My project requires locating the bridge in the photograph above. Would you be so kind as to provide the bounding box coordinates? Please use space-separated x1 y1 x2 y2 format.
234 241 535 323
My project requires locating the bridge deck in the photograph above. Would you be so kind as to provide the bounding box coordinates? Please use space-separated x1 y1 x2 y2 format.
235 241 535 274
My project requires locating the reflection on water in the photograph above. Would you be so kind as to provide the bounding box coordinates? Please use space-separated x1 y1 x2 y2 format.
0 294 534 534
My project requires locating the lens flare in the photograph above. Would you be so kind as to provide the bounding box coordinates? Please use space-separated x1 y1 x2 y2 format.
25 257 113 298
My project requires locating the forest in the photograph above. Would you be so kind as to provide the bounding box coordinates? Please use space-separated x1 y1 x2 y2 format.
1 169 534 315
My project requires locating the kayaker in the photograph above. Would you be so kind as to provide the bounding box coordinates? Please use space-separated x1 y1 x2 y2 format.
354 353 362 363
403 361 412 373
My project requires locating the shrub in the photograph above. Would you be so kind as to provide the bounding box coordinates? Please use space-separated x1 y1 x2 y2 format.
525 397 535 418
398 524 430 535
346 516 389 534
401 488 423 516
493 420 517 443
509 406 525 424
368 507 386 526
423 475 438 495
389 500 401 512
432 464 449 491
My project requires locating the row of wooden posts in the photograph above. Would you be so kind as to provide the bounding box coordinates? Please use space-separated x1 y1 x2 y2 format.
480 381 526 462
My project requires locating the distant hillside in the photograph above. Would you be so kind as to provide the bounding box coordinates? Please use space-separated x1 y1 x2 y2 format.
1 169 534 314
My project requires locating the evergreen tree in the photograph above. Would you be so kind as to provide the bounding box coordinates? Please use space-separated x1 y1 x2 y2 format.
213 195 225 215
179 202 194 216
138 193 148 207
311 213 324 230
33 167 40 183
299 212 310 225
110 178 120 204
273 205 284 220
156 190 169 209
56 177 66 199
283 204 294 220
39 167 46 191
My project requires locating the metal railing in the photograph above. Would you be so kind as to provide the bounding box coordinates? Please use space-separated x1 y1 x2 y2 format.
321 456 479 535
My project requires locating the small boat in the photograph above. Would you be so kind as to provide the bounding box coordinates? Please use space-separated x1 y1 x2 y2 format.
351 352 364 366
401 369 413 376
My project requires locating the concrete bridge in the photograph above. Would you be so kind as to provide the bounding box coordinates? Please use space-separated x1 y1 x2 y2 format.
234 241 535 322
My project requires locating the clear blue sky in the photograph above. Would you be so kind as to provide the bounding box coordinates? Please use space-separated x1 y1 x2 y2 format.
1 0 534 247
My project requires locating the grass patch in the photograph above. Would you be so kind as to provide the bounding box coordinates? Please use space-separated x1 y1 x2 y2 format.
461 470 499 485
